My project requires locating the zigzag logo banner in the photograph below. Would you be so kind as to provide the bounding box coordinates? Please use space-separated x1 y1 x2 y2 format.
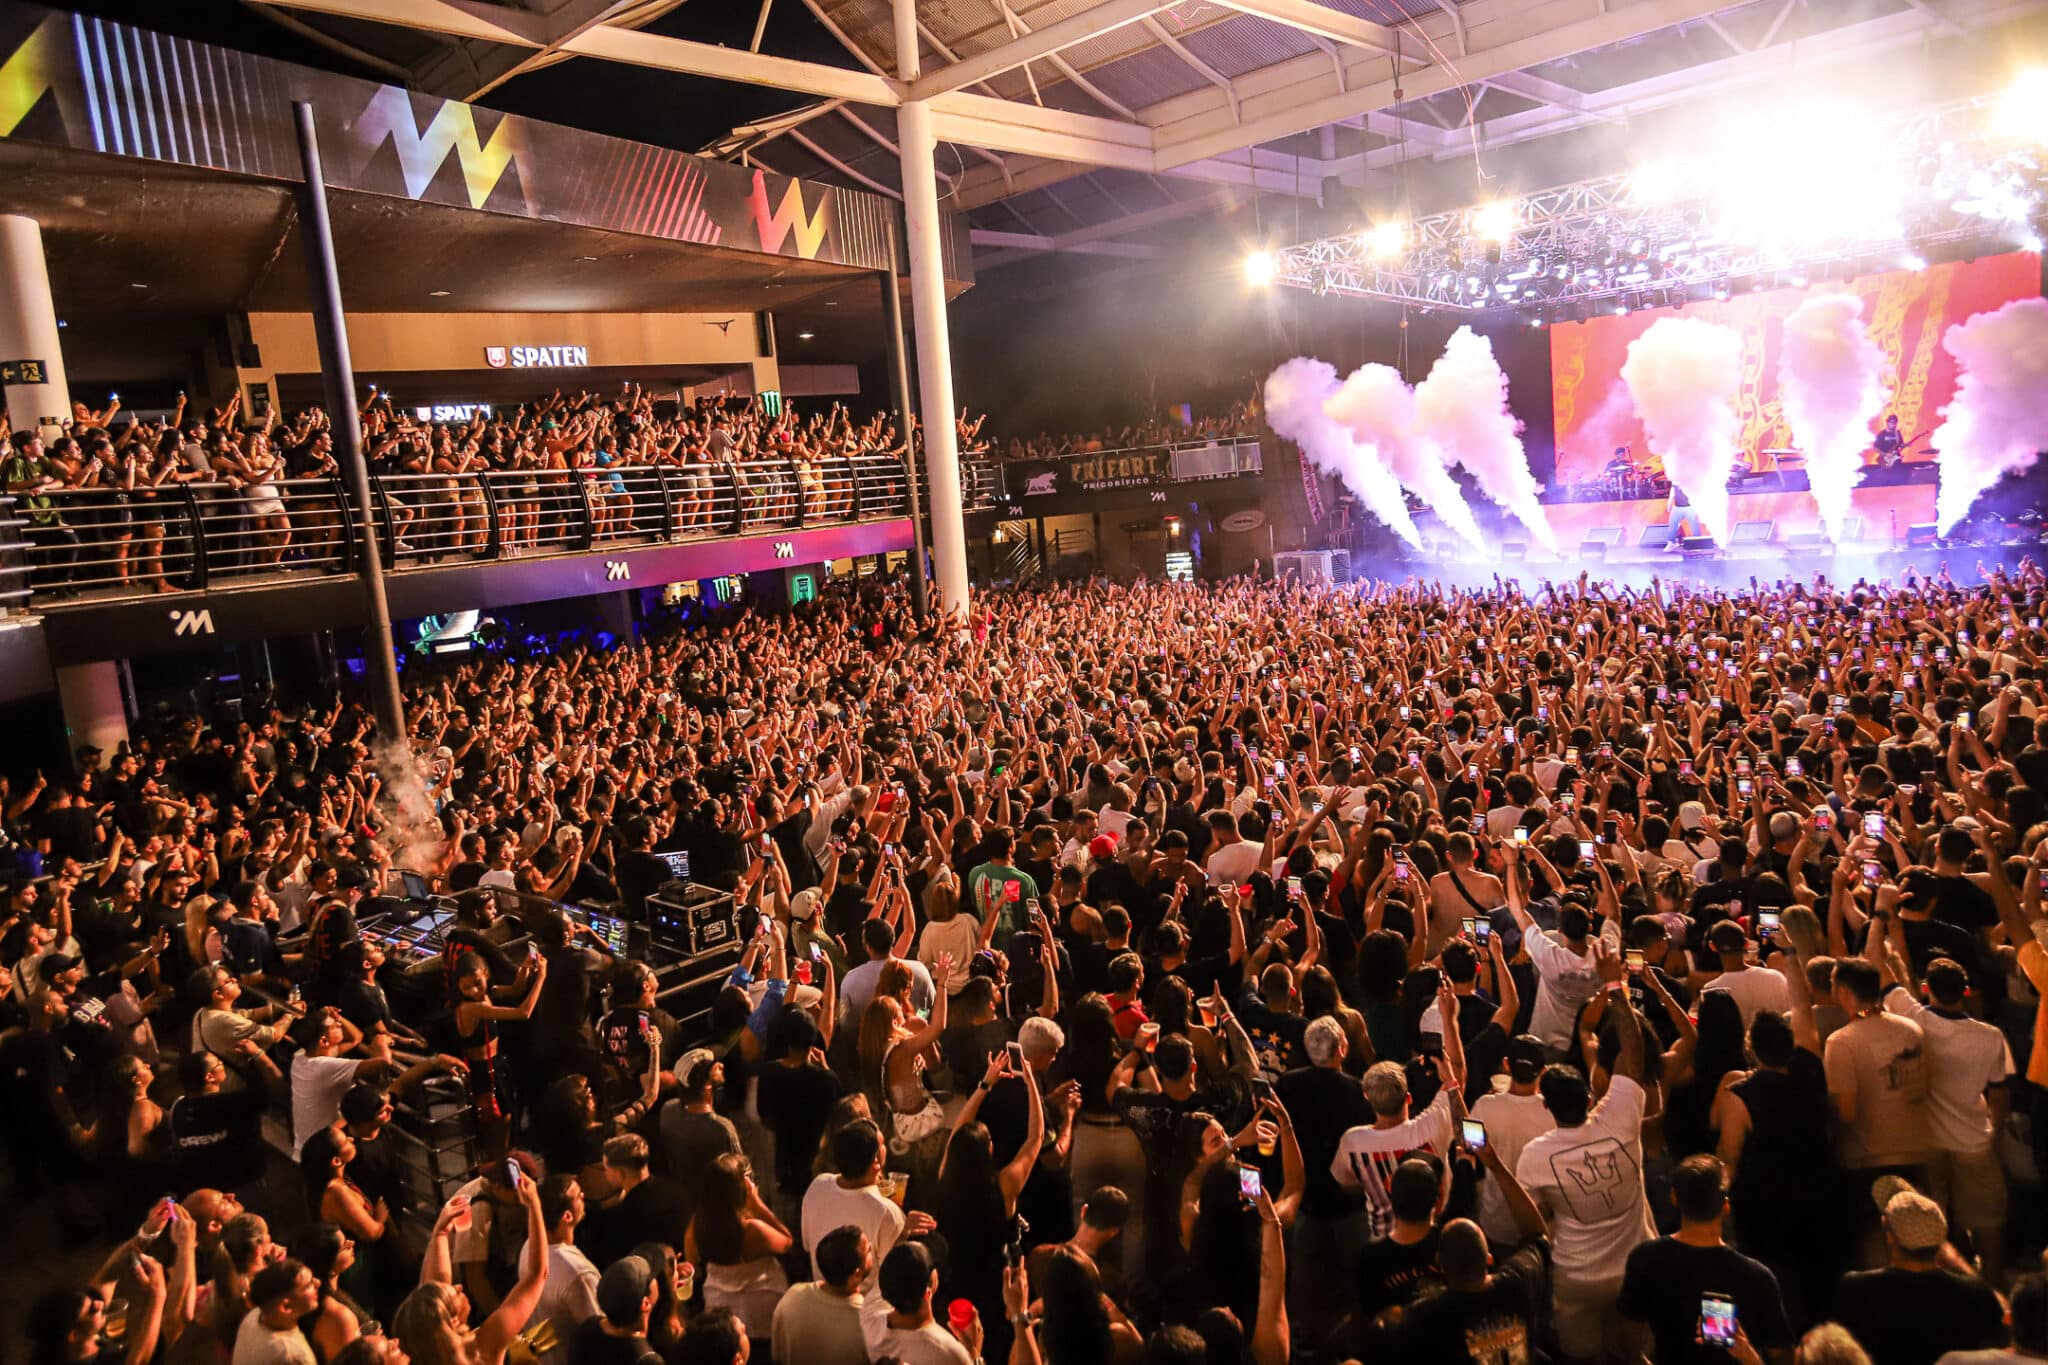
0 4 893 271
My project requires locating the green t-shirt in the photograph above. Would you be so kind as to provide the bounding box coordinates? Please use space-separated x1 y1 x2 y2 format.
966 860 1039 947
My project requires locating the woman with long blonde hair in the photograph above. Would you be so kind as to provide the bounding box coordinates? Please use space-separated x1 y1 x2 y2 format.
391 1176 546 1365
856 953 952 1174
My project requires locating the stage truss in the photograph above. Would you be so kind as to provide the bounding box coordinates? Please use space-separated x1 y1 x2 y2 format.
1268 94 2048 314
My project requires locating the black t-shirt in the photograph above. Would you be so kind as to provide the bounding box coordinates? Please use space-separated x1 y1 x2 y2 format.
754 1059 844 1196
1831 1266 2007 1365
1274 1064 1370 1218
1354 1230 1441 1328
1617 1238 1793 1365
332 977 399 1035
1372 1241 1549 1365
614 849 675 921
1234 989 1308 1081
166 1088 266 1189
348 1126 401 1207
568 1320 661 1365
1931 875 1997 933
585 1175 693 1271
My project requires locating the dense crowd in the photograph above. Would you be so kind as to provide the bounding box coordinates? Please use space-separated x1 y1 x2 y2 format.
990 403 1262 462
1 393 1258 594
8 562 2048 1365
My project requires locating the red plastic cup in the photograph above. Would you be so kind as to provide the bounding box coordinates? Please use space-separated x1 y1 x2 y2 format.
948 1298 976 1334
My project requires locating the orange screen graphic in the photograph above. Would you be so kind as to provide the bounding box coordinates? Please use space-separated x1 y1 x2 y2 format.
1547 252 2040 487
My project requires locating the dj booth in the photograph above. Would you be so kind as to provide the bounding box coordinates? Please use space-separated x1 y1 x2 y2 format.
349 874 748 1037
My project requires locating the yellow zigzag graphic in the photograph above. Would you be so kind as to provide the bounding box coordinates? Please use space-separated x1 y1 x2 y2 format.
0 15 76 140
353 85 529 211
748 168 830 259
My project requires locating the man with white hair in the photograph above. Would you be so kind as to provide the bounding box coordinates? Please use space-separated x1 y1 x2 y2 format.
1331 983 1466 1239
1278 1015 1372 1347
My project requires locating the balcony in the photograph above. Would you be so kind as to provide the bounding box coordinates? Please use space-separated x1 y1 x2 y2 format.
0 437 1270 667
1 454 925 663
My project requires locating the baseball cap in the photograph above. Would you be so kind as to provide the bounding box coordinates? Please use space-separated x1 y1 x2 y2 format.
1679 801 1709 832
595 1255 654 1325
790 887 823 922
1881 1188 1947 1255
1088 833 1120 860
1506 1033 1547 1084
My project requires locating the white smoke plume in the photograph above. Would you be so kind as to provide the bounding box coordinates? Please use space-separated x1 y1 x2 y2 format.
1263 357 1421 546
1621 317 1745 542
1323 363 1485 546
1933 296 2048 533
1414 326 1559 551
1779 293 1887 543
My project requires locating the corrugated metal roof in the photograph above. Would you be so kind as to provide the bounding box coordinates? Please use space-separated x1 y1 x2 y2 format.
1072 41 1220 106
1176 13 1318 81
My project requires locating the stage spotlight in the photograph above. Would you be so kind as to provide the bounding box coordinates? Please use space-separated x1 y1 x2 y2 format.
1628 161 1682 204
1365 222 1405 257
1900 253 1927 270
1997 69 2048 142
1244 250 1276 286
1473 200 1517 241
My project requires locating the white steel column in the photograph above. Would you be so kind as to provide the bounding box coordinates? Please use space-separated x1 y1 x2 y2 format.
0 216 72 440
894 0 970 617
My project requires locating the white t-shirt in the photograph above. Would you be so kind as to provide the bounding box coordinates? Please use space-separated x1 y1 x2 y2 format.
1699 964 1792 1030
801 1176 905 1295
1471 1089 1556 1247
517 1240 601 1363
478 868 517 890
1883 989 2013 1156
1328 1088 1456 1239
1524 925 1615 1054
232 1314 316 1365
1204 839 1263 888
290 1054 362 1158
1516 1073 1653 1286
859 1303 973 1365
839 957 936 1032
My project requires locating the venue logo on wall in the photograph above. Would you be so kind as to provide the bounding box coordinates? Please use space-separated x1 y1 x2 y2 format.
747 170 832 260
1220 508 1267 532
1069 449 1169 492
354 85 532 213
0 6 888 271
486 345 589 369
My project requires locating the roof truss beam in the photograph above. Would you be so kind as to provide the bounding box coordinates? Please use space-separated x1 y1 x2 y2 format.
1151 0 1753 170
903 0 1179 102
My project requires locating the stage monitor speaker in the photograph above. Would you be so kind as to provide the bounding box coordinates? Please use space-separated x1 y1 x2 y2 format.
1638 525 1676 549
1784 530 1831 554
1730 520 1775 545
1907 522 1941 548
1680 535 1720 558
1578 540 1608 559
1500 543 1527 561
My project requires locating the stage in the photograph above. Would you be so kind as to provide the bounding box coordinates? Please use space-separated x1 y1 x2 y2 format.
1406 473 1956 567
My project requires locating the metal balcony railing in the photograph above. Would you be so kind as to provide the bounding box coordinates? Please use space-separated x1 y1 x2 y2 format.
0 453 918 607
